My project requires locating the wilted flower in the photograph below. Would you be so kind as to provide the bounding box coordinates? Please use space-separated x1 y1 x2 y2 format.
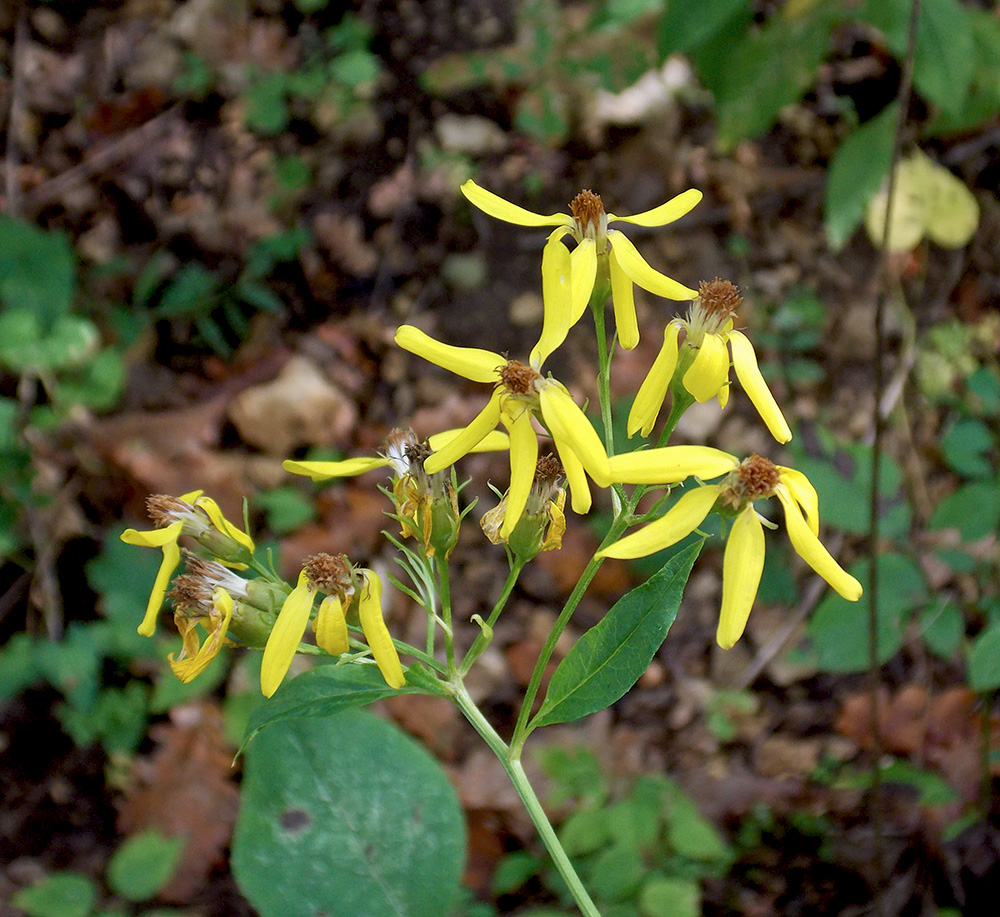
462 180 701 349
601 449 861 648
627 279 791 443
481 453 567 560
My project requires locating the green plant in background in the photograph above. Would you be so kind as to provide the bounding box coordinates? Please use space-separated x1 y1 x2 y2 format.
242 13 382 140
11 830 185 917
490 747 732 917
421 0 664 145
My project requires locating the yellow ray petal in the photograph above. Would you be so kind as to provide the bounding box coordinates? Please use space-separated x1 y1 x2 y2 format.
195 496 255 552
777 489 863 600
717 508 765 649
394 325 501 383
539 385 610 487
570 239 597 321
120 523 182 549
282 457 392 481
424 389 503 474
554 441 591 515
609 246 638 350
728 330 792 443
532 237 574 368
501 409 538 537
134 524 183 636
608 189 703 227
314 595 350 656
776 467 819 535
260 572 316 698
683 332 729 402
429 428 510 454
609 445 737 485
627 323 681 438
357 571 405 689
599 484 720 559
606 230 697 300
169 588 234 682
461 179 571 228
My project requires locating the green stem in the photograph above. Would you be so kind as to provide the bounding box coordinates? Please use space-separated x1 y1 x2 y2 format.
589 276 616 458
460 559 525 675
453 686 602 917
436 556 455 671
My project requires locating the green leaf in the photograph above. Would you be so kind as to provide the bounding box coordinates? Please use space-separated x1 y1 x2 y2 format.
106 831 185 901
912 0 975 117
240 664 430 752
514 86 571 146
558 806 610 857
665 784 730 862
57 348 125 412
156 264 218 318
940 417 995 479
253 486 317 534
11 872 97 917
244 72 291 136
657 0 749 58
492 851 543 895
330 49 381 88
969 624 1000 691
532 541 702 728
639 875 700 917
587 843 644 902
712 5 836 150
920 600 964 660
807 553 925 672
878 759 959 806
232 708 466 917
930 481 1000 541
0 216 75 327
824 102 898 250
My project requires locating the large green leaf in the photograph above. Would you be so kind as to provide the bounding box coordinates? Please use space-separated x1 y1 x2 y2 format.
531 541 702 729
912 0 975 117
232 708 466 917
929 480 1000 542
657 0 749 59
969 624 1000 691
240 664 431 752
0 216 75 327
824 103 898 250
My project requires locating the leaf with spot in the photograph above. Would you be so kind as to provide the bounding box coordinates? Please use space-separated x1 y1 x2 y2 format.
232 707 466 917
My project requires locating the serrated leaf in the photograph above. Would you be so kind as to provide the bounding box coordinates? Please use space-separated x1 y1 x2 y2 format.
240 664 430 753
532 542 701 729
232 708 466 917
824 103 898 250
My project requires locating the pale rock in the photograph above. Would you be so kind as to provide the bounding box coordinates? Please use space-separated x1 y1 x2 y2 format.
434 113 506 156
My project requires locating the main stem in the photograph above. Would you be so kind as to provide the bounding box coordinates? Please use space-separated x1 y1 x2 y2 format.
453 685 602 917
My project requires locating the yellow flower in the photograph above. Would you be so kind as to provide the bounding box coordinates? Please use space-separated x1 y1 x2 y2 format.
121 491 255 637
627 279 791 443
356 570 405 690
462 180 701 349
481 453 567 559
169 586 235 683
600 449 861 648
394 324 611 536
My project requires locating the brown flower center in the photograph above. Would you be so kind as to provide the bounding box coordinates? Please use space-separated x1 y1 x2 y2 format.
304 553 354 595
570 189 605 236
698 278 742 321
146 494 190 528
499 359 541 396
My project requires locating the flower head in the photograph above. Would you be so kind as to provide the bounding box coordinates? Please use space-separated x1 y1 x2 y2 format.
627 279 792 443
121 491 255 637
462 180 701 349
600 449 861 648
394 324 611 534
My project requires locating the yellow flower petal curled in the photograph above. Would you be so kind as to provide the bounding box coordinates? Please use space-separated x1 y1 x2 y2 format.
461 179 571 228
395 325 501 383
776 466 819 535
260 571 316 698
532 237 574 368
683 332 730 402
599 484 721 559
169 587 234 682
608 446 738 486
728 330 792 443
195 496 255 553
717 508 765 649
423 389 504 474
357 571 405 689
501 409 538 538
609 245 638 350
538 385 611 487
776 488 863 601
570 238 597 321
555 442 592 515
608 189 703 227
121 521 184 636
282 457 392 481
606 230 698 301
627 323 681 438
313 595 350 656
